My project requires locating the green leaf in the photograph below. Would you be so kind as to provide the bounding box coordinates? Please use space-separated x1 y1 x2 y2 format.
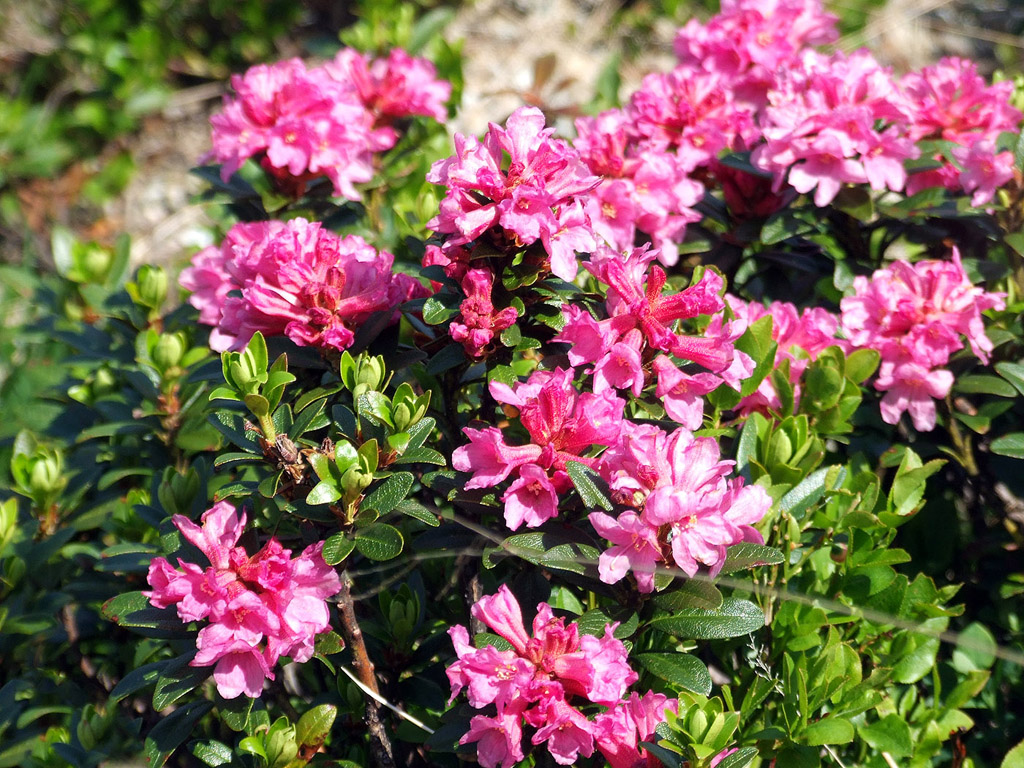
192 741 233 767
109 659 168 703
635 653 712 695
892 635 941 684
779 467 830 518
996 361 1024 396
719 543 786 574
306 481 341 506
859 714 912 757
844 348 880 384
715 747 759 768
323 534 355 566
803 716 854 746
145 701 214 767
354 523 404 561
652 580 724 611
357 391 394 427
566 461 613 511
648 598 765 639
952 622 998 672
422 295 459 325
1001 739 1024 768
296 704 336 749
991 433 1024 459
101 591 152 624
153 655 210 711
955 374 1017 397
396 499 440 527
362 472 414 516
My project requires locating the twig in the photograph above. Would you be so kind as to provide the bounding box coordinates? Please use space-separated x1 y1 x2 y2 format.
339 666 435 734
337 573 396 768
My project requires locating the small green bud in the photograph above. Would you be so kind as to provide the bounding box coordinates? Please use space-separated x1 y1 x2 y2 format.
79 244 112 283
133 265 168 309
153 333 186 372
29 450 64 499
352 354 386 397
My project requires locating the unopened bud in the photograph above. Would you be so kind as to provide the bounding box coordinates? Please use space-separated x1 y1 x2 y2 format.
134 265 168 309
153 333 186 372
80 245 112 283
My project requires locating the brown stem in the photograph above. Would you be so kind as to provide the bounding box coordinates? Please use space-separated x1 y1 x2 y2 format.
337 572 395 768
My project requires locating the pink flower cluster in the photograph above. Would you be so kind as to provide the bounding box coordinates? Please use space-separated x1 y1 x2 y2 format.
145 502 341 699
840 249 1005 431
180 218 426 353
902 58 1022 205
726 296 847 415
557 246 752 429
592 422 771 591
206 48 449 199
452 367 624 530
447 585 677 767
427 106 600 282
673 0 839 109
752 49 920 206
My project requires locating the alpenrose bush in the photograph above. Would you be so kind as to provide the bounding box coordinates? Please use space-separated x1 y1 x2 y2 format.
5 2 1023 768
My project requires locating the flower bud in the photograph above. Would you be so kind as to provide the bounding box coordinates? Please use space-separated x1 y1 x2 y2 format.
133 265 168 310
80 244 112 283
153 333 186 372
352 354 386 398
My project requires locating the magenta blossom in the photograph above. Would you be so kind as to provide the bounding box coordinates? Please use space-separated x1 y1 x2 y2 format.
448 586 664 767
181 218 423 353
592 423 772 588
452 368 625 530
449 268 519 358
145 502 341 698
427 106 599 281
840 249 1005 430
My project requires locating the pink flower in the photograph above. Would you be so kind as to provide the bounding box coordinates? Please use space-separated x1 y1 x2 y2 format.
595 425 771 582
428 106 599 280
144 503 341 699
449 586 648 768
449 268 519 358
183 219 414 353
594 691 680 768
952 139 1015 207
325 48 450 123
454 368 625 529
840 249 1004 431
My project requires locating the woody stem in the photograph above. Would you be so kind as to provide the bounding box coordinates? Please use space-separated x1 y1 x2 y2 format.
337 571 395 768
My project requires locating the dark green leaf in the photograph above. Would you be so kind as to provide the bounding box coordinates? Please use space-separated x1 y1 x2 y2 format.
719 543 786 574
648 598 765 639
363 472 414 515
396 499 440 526
955 374 1017 398
153 654 210 711
145 701 214 768
635 653 712 695
323 533 355 566
716 747 759 768
652 579 724 611
307 481 342 506
354 523 404 561
859 714 912 756
566 461 613 511
422 296 459 325
109 659 168 703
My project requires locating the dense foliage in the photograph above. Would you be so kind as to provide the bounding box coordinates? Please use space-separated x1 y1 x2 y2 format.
2 2 1024 768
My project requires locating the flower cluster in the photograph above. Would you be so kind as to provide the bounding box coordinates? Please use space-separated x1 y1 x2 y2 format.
180 218 426 353
206 48 449 199
558 246 752 429
726 296 847 415
902 57 1022 205
840 249 1005 431
145 502 341 699
447 585 677 767
427 106 599 282
592 423 771 590
752 49 920 206
452 367 624 530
